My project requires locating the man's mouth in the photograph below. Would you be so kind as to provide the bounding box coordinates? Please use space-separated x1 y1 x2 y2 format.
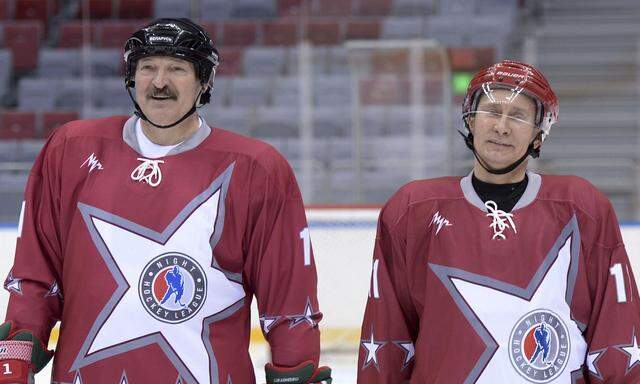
150 95 174 100
488 140 512 147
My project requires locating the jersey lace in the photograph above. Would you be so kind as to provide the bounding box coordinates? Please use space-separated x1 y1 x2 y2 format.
485 200 517 240
131 158 164 187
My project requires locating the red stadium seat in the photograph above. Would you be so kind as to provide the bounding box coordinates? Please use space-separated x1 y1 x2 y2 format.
0 0 12 19
448 47 495 70
314 0 352 16
277 0 303 16
221 22 257 47
97 20 145 48
263 20 298 46
77 0 114 19
118 0 153 19
345 19 380 40
306 20 342 45
216 47 243 76
3 22 43 71
358 0 392 15
14 0 53 23
360 77 410 105
42 111 79 138
58 21 96 47
0 111 37 139
200 22 218 43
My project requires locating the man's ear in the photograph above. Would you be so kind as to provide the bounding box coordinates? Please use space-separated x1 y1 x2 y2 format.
533 131 543 150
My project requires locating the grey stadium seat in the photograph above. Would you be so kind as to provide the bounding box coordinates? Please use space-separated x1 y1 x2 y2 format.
254 107 300 137
200 0 232 20
313 75 351 106
90 49 122 77
0 50 12 99
93 78 130 109
231 0 277 18
243 47 286 76
270 76 299 106
56 81 85 109
38 49 81 77
381 17 424 39
202 106 254 136
154 0 190 18
313 106 350 137
18 78 57 110
229 77 271 107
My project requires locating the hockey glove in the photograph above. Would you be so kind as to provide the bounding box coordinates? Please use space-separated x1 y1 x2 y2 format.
0 322 53 384
265 360 332 384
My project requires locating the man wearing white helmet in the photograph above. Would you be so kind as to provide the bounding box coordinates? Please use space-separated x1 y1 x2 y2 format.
358 60 640 383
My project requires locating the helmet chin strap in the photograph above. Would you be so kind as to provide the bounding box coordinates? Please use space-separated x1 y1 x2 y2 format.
473 141 536 175
126 87 202 129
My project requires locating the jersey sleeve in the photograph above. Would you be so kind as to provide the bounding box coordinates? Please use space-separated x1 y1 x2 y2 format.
4 133 64 347
582 203 640 382
244 150 321 367
357 191 418 384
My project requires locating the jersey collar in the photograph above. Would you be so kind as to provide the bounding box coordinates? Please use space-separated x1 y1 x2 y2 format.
122 115 212 157
460 170 541 212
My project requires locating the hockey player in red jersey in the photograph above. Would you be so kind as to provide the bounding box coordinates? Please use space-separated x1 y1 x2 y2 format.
357 60 640 383
0 18 331 384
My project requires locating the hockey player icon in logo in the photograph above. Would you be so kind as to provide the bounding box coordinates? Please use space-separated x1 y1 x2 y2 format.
530 321 551 365
160 266 186 308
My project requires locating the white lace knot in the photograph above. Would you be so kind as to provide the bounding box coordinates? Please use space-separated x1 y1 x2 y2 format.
131 158 164 187
485 200 517 240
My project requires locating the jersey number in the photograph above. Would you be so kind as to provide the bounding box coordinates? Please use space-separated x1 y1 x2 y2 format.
300 227 311 266
610 263 628 303
2 363 11 375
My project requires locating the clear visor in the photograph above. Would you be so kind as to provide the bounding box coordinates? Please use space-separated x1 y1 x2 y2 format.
464 83 541 131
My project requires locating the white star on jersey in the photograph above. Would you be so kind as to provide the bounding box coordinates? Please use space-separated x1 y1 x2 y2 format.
82 188 245 384
288 298 317 328
361 329 386 370
586 350 604 379
619 330 640 371
4 272 22 294
451 237 587 382
393 341 415 369
260 316 279 334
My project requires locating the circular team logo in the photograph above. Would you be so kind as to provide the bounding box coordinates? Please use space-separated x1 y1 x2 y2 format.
509 309 571 383
139 252 207 324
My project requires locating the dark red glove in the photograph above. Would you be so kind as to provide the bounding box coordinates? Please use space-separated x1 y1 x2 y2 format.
265 360 332 384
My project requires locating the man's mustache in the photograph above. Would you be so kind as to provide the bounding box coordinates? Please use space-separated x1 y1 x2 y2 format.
148 87 177 99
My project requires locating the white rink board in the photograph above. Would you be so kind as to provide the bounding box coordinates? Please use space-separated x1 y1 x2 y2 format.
2 212 640 326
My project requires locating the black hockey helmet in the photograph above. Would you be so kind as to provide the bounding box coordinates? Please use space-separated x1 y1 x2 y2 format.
124 18 219 106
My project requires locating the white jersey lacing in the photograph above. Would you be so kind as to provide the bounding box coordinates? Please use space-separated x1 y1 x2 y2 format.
131 158 164 187
485 200 517 240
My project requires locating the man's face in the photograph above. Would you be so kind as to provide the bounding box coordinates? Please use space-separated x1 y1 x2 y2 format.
134 56 203 126
468 88 540 169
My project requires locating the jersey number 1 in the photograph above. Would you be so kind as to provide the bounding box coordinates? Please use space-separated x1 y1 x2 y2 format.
610 263 628 303
300 227 311 266
2 363 11 375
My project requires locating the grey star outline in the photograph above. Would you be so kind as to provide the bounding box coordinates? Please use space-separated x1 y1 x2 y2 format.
287 297 318 329
615 326 640 376
259 315 281 334
70 163 244 384
392 340 415 371
4 270 22 295
360 326 387 372
45 281 63 299
586 347 607 381
119 370 129 384
429 215 586 384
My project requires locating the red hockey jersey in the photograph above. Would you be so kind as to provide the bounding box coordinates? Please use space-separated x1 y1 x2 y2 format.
358 172 640 383
4 116 323 384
